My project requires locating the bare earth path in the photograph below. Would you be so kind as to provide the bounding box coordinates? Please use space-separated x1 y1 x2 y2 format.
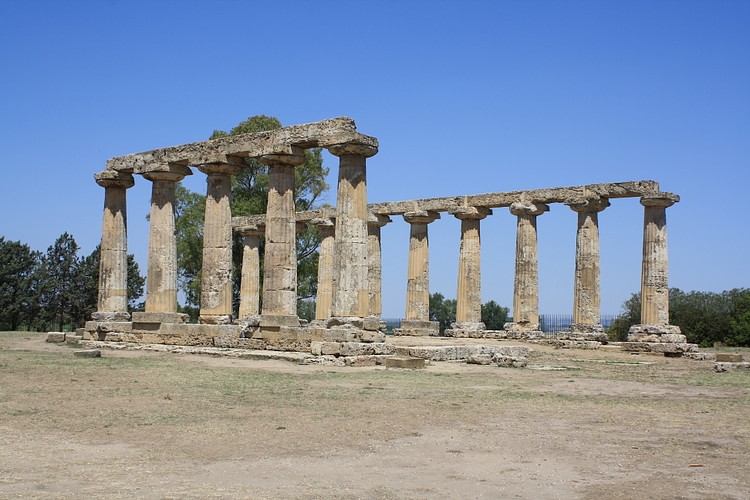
1 332 749 499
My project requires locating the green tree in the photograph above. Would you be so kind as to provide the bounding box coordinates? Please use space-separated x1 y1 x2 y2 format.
176 115 329 316
481 300 510 330
727 288 750 346
608 292 641 341
0 237 41 330
429 292 456 334
34 233 80 331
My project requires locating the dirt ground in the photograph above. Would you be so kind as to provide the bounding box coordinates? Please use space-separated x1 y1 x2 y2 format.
1 331 749 499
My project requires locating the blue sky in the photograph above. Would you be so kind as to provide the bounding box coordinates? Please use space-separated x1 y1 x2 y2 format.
1 0 748 317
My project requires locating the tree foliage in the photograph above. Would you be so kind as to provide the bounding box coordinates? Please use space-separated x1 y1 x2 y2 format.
481 300 510 330
429 293 510 334
609 288 750 346
176 115 330 316
0 237 41 330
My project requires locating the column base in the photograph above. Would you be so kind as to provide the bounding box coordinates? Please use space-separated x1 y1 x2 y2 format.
91 311 131 321
199 314 233 325
326 316 384 332
132 312 190 324
627 324 684 343
393 320 439 337
560 323 609 343
260 314 300 328
502 322 545 339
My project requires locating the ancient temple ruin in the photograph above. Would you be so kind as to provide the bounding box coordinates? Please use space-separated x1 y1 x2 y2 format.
87 117 685 358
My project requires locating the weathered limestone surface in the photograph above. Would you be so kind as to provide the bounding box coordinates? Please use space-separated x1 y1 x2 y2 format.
394 210 440 336
628 193 681 339
312 217 336 320
199 162 242 324
260 153 305 328
46 332 66 343
504 201 547 334
105 117 378 174
328 143 377 322
236 224 263 319
367 214 391 318
143 167 191 314
93 170 134 321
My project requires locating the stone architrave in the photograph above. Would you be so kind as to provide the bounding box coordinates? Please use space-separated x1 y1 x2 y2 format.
259 151 306 328
504 201 548 335
198 162 243 325
629 193 682 340
311 217 336 321
450 206 492 332
236 224 264 319
367 213 392 318
142 166 192 320
327 143 378 325
394 210 440 336
564 196 609 341
93 170 135 321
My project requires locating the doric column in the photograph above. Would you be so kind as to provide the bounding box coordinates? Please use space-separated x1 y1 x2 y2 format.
367 214 392 318
327 143 378 324
93 170 135 321
198 162 243 324
394 210 440 336
504 201 548 335
142 166 192 319
259 151 305 328
450 206 491 332
629 193 682 340
236 224 264 319
565 196 609 340
311 217 336 321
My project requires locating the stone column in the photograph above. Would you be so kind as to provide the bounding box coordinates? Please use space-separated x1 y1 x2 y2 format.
445 206 491 336
260 152 305 328
629 193 682 340
394 210 440 336
237 224 264 319
311 217 336 321
367 214 392 318
141 166 191 322
504 201 548 337
327 143 378 326
93 170 135 321
564 196 609 341
198 162 243 325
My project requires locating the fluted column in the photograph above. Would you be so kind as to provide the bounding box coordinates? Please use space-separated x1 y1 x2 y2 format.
93 170 135 321
565 196 609 340
450 206 491 332
312 217 336 321
504 201 548 335
260 151 305 328
328 143 378 323
394 210 440 336
367 214 392 318
629 193 682 339
237 224 264 319
142 167 191 319
198 162 243 324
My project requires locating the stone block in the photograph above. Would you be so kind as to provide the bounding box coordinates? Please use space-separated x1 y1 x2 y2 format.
362 316 385 332
46 332 66 343
685 352 716 361
359 330 386 343
386 357 426 369
132 312 189 324
259 314 300 328
714 361 750 372
320 342 342 355
340 342 395 356
716 353 744 362
73 349 101 358
91 311 131 322
66 335 82 345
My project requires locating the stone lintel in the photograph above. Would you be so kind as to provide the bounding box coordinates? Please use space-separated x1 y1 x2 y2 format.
231 181 663 229
105 117 377 173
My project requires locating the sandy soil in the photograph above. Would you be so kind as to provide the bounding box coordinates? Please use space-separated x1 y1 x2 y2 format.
1 332 749 499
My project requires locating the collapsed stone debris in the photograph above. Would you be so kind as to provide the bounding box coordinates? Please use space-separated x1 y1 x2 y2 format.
86 117 686 365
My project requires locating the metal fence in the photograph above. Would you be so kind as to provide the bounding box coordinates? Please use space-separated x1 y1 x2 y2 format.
381 315 621 336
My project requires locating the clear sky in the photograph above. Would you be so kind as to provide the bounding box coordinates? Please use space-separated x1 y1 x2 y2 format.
1 0 748 318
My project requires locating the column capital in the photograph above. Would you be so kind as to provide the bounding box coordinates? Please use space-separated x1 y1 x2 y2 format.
368 213 392 228
641 192 679 208
95 170 135 189
403 210 440 225
565 196 610 213
197 161 243 176
142 164 192 182
510 201 549 217
451 205 492 220
259 149 306 167
311 217 335 229
328 142 378 158
235 224 264 237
